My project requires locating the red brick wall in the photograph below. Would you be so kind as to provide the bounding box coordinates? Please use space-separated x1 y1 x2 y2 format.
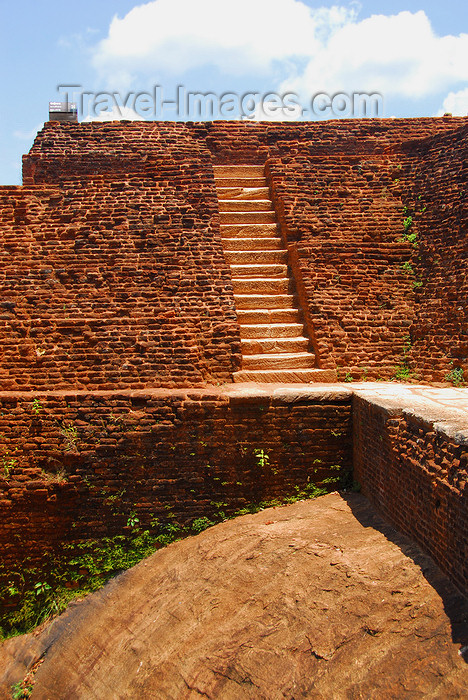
0 389 352 602
400 124 468 381
267 152 415 376
353 394 468 594
261 118 467 380
12 117 467 384
2 125 241 389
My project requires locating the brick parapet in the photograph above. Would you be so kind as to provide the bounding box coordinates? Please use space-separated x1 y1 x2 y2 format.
353 387 468 595
0 386 353 607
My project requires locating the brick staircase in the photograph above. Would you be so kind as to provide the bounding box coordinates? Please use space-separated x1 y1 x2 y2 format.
214 164 333 383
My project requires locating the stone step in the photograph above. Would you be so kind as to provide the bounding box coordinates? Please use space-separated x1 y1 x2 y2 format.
232 278 293 294
234 294 298 309
233 369 336 383
220 211 276 224
232 277 294 295
241 337 310 355
231 263 289 278
242 352 316 370
240 323 305 339
220 223 279 238
237 308 302 324
214 177 266 188
217 187 270 200
219 199 274 212
222 237 283 251
213 165 265 177
224 250 288 264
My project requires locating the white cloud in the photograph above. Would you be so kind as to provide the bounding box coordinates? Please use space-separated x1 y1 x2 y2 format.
58 27 100 50
284 11 468 100
14 123 43 140
92 0 355 82
248 97 302 121
437 87 468 116
91 2 468 112
82 106 144 121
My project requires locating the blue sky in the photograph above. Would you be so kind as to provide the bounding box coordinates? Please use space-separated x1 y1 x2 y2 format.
1 0 467 185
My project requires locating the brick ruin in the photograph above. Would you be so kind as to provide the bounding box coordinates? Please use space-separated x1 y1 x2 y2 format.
0 118 467 610
4 116 465 387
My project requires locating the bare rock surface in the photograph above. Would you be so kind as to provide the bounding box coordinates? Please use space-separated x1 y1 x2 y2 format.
1 493 467 699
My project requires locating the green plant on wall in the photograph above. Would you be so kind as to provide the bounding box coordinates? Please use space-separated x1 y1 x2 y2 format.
31 398 43 416
191 517 215 534
445 366 466 387
59 423 78 452
401 261 414 274
253 448 270 468
126 511 140 529
393 334 417 382
33 581 52 597
1 452 17 479
283 482 327 504
403 215 413 232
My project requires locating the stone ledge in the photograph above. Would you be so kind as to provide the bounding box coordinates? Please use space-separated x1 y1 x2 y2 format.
1 383 466 441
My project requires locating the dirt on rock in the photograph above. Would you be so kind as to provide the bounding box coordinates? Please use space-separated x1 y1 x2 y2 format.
1 492 467 699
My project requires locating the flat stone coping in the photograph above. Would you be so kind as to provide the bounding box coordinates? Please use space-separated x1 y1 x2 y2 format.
0 382 467 444
350 383 468 445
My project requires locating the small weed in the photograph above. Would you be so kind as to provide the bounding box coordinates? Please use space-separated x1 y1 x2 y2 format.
253 448 270 469
12 681 33 699
283 482 327 504
402 334 412 353
211 501 228 510
59 423 78 452
445 367 466 387
31 399 43 415
191 517 215 534
126 512 140 529
33 581 52 597
155 522 181 546
1 454 17 479
393 364 413 381
401 261 414 274
403 215 413 231
104 489 125 504
344 372 354 383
